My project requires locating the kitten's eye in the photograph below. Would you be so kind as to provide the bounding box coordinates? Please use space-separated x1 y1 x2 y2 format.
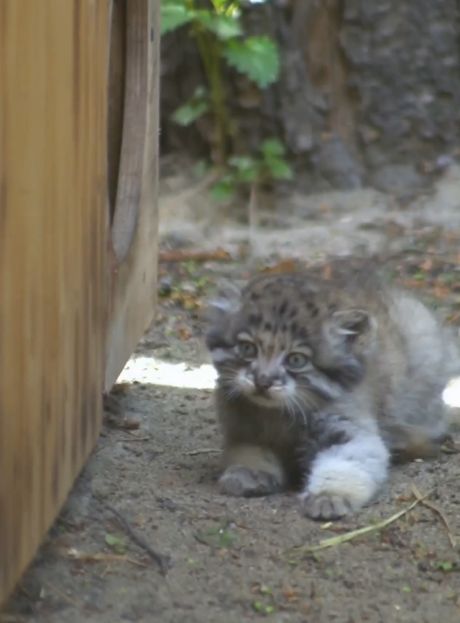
237 340 257 360
285 352 310 370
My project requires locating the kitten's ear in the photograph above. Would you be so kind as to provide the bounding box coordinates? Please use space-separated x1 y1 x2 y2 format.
205 280 242 352
206 279 242 320
328 309 375 339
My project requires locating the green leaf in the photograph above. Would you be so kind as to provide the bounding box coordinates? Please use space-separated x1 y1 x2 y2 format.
210 0 242 17
223 36 280 88
195 525 237 548
258 585 272 595
212 14 242 39
264 156 293 180
192 159 211 179
260 138 285 158
105 533 126 554
192 9 214 31
228 155 259 182
210 177 236 202
194 11 242 39
172 101 209 126
171 87 209 126
228 155 256 171
401 585 412 593
210 0 232 12
436 561 456 572
161 1 194 34
252 601 275 615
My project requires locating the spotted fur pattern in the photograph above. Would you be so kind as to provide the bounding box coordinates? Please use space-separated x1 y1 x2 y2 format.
206 270 459 519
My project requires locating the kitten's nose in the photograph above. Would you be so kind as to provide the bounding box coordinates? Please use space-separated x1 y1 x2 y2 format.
255 373 272 390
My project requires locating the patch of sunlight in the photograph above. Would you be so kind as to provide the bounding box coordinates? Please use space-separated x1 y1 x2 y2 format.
117 359 460 405
117 355 217 390
443 376 460 408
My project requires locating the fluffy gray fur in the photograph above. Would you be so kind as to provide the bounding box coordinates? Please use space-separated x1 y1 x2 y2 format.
205 270 459 519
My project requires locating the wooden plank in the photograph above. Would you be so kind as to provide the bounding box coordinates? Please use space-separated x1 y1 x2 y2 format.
0 0 110 604
105 0 159 389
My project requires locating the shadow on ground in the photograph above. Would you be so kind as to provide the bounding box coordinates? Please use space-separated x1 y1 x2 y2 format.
4 164 460 623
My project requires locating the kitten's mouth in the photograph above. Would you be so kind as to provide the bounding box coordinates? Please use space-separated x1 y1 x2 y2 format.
236 370 288 406
247 387 284 407
248 393 279 407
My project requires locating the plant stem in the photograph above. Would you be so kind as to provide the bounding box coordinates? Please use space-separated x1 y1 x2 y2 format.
299 491 430 553
248 180 259 254
188 1 232 164
207 38 230 164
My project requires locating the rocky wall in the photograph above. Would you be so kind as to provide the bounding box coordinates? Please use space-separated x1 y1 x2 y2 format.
160 0 460 192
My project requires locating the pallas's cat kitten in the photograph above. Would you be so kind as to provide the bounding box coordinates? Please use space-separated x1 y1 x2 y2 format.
205 270 459 519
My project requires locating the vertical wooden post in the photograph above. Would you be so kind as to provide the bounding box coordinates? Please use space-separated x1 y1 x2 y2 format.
0 0 160 604
0 0 110 602
105 0 159 389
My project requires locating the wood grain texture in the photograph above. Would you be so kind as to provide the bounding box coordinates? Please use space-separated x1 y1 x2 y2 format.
105 0 159 389
0 0 109 603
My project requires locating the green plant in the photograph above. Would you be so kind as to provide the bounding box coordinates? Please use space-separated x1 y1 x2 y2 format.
161 0 280 164
211 138 293 200
210 138 293 243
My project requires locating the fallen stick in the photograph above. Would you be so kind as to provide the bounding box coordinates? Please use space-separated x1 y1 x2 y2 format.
42 580 84 608
186 448 220 456
96 498 171 574
411 484 456 549
159 248 232 263
66 548 147 568
300 490 430 553
119 435 151 442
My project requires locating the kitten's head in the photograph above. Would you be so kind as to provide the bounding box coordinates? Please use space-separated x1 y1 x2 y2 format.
205 274 376 413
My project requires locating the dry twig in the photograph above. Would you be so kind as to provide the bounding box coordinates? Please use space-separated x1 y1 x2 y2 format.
299 490 430 552
96 498 171 574
119 434 151 443
42 580 83 608
248 181 259 254
411 484 456 549
186 448 220 456
159 248 231 263
66 548 147 568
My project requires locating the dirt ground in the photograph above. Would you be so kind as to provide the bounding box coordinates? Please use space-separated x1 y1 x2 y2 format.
3 162 460 623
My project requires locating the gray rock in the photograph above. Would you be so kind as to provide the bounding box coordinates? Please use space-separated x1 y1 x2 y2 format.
314 135 364 190
370 163 425 196
342 0 460 165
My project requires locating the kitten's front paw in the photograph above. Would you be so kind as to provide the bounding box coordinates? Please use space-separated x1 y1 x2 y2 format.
301 437 389 520
219 466 281 497
300 492 353 520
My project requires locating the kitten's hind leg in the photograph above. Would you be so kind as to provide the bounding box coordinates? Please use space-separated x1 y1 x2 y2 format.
300 433 389 520
219 444 285 497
